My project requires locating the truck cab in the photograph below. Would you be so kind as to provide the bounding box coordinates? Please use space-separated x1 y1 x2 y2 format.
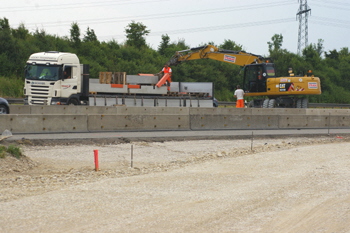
24 51 84 105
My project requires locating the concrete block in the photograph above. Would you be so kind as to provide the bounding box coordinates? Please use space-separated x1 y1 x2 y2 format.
190 108 251 115
90 83 128 93
190 114 278 130
252 108 306 115
9 105 31 114
169 82 180 92
279 115 307 128
0 115 12 133
306 116 329 128
115 106 189 115
278 115 329 128
329 115 350 127
1 114 88 133
86 106 119 114
306 109 350 115
87 114 190 131
29 105 87 114
129 86 167 94
179 82 213 95
126 75 158 84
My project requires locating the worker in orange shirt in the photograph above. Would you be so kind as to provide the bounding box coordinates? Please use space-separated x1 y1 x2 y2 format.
160 64 172 77
159 64 172 88
234 85 245 108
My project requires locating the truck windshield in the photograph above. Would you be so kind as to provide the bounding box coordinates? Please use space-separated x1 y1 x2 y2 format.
25 64 62 81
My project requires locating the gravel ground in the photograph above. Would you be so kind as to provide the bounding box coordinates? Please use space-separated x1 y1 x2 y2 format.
0 136 350 232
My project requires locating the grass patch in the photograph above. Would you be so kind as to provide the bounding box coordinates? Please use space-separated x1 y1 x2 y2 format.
0 76 24 98
0 145 23 159
0 146 6 158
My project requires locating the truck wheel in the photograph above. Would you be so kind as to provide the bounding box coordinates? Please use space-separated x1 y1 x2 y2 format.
247 100 254 108
268 99 276 108
0 104 9 114
262 99 269 108
68 98 79 105
296 99 302 108
301 98 308 108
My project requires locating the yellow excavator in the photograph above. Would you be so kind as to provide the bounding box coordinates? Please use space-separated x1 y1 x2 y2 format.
168 44 321 108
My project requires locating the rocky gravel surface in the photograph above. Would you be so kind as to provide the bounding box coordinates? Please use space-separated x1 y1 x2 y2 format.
1 135 349 232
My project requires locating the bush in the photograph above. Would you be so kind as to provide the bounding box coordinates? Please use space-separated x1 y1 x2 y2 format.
0 145 23 159
0 145 6 158
0 76 24 98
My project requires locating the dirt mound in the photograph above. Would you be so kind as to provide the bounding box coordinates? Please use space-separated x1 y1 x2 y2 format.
0 154 38 174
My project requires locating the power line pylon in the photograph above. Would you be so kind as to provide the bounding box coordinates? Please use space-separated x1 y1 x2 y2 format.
297 0 311 55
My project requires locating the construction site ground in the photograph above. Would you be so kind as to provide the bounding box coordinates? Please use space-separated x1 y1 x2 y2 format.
0 135 349 232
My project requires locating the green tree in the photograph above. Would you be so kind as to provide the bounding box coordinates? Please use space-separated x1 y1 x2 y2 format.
70 22 81 48
0 18 19 76
124 21 150 48
267 34 283 53
220 39 242 51
302 43 322 69
83 27 98 43
12 23 29 40
158 34 170 56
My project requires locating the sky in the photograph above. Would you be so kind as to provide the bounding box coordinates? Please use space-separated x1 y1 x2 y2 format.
1 0 350 56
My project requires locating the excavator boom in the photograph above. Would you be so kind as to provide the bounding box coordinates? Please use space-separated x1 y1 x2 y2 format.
168 44 264 67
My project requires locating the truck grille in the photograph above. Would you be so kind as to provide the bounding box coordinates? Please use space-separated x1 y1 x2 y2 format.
28 84 50 105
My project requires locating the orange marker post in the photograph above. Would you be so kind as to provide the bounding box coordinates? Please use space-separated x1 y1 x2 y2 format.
94 150 99 171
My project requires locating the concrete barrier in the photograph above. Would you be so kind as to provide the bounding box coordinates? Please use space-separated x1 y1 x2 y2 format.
330 115 350 127
278 115 350 128
9 105 31 114
116 106 189 115
306 109 350 115
2 106 350 134
10 105 121 115
190 107 250 115
0 114 88 133
87 114 190 131
278 115 325 128
190 114 279 130
251 108 307 115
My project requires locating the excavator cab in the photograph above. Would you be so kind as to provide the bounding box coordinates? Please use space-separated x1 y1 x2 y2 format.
243 63 276 93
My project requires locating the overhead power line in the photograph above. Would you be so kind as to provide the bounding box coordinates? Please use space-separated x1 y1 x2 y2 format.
10 1 295 28
313 0 350 7
310 17 350 29
312 16 350 25
0 0 166 12
99 18 296 40
312 3 350 11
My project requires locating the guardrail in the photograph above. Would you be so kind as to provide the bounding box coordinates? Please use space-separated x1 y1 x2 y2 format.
6 98 24 104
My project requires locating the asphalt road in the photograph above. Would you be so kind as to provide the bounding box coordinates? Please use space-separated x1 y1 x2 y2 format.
5 128 350 142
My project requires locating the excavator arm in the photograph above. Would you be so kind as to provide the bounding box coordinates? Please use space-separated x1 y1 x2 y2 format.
168 44 265 67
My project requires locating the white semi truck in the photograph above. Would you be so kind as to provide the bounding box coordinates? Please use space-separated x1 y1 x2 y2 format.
24 51 215 107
